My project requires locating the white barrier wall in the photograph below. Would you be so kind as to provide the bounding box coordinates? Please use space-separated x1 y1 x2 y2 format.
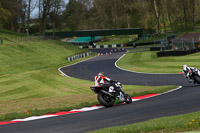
104 45 108 48
112 44 117 48
96 45 100 48
79 44 126 49
67 52 92 61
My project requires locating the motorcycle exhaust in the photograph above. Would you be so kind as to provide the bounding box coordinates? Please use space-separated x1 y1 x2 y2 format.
100 90 114 98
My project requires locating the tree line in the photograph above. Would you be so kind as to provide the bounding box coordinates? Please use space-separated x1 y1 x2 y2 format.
0 0 65 36
0 0 200 36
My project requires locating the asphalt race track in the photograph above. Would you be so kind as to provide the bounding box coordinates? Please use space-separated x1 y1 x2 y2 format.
1 49 200 133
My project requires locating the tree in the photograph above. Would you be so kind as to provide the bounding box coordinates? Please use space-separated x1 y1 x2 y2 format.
165 0 174 32
1 0 200 34
50 0 65 38
25 0 36 29
63 0 87 30
146 0 161 34
19 0 26 34
0 2 11 28
182 0 188 29
0 0 21 31
191 0 196 29
39 0 53 36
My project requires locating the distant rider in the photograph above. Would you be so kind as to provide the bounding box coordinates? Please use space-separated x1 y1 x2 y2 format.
183 64 200 83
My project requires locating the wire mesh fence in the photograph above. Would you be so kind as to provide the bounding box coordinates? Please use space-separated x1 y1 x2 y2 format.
171 37 197 51
157 36 200 52
157 35 200 57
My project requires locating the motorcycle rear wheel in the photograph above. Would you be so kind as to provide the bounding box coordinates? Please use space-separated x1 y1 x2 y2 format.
97 93 115 107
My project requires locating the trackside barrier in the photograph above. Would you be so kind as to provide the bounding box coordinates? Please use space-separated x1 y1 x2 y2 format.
112 44 117 48
78 44 133 49
104 45 108 48
96 45 100 48
96 48 126 56
157 48 200 57
78 41 163 49
78 41 162 49
67 51 92 61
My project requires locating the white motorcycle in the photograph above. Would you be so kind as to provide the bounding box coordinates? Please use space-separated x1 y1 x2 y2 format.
90 81 132 107
183 66 200 84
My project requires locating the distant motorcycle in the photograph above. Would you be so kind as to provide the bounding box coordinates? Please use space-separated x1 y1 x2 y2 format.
183 66 200 84
90 81 132 107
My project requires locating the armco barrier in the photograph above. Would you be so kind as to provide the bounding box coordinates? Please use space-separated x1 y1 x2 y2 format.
79 44 132 49
67 52 92 61
150 46 172 51
78 41 161 49
157 48 200 57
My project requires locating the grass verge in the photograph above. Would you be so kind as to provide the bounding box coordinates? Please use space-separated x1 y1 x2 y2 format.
0 30 177 122
90 111 200 133
117 51 200 73
97 35 134 45
0 84 176 121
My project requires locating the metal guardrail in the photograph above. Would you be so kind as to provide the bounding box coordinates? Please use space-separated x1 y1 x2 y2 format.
79 44 128 49
67 51 92 61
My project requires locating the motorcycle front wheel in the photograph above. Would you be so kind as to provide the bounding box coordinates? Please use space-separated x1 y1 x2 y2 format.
193 75 200 84
97 93 115 107
124 94 132 104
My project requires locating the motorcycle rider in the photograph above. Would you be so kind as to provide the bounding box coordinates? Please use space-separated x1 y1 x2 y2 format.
94 72 125 95
95 72 111 86
183 64 200 83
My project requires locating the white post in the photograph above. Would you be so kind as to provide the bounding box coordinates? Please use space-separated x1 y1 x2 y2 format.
26 29 29 42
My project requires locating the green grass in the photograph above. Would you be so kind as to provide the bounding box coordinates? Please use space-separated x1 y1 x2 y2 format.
0 29 46 45
136 44 161 47
0 40 88 75
117 51 200 73
0 83 176 121
0 39 93 115
0 29 24 45
97 38 129 45
128 48 150 53
0 29 22 37
0 30 177 121
97 35 137 45
90 111 200 133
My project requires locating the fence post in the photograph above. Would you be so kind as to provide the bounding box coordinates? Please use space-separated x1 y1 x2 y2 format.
191 37 195 49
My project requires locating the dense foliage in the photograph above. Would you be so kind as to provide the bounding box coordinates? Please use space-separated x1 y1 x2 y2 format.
0 0 200 35
63 0 200 33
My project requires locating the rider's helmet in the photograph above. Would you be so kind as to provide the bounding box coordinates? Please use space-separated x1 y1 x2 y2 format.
115 82 122 90
183 64 189 74
183 64 188 71
183 64 192 78
98 72 105 76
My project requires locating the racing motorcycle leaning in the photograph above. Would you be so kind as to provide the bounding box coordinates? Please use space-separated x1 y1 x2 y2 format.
183 65 200 84
90 81 132 107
